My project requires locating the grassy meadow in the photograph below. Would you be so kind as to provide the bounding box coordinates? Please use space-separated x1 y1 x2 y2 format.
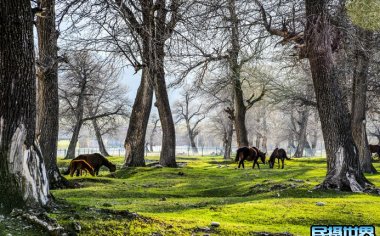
46 155 380 236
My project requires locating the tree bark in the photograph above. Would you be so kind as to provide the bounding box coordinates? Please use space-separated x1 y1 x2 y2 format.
305 0 371 191
0 0 49 211
36 0 67 188
351 28 376 173
228 0 249 148
153 48 177 167
151 3 177 167
124 68 153 167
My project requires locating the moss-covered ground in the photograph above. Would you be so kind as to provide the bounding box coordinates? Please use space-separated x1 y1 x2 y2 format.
47 156 380 235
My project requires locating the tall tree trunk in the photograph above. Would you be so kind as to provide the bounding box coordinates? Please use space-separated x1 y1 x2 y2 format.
294 109 309 157
305 0 371 191
223 119 234 159
228 0 249 147
124 68 153 167
36 0 67 188
351 28 376 174
92 118 110 156
0 0 49 211
153 45 177 167
65 121 83 159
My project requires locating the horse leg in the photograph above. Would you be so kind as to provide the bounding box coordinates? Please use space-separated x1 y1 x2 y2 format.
277 158 280 168
238 159 244 169
281 159 284 169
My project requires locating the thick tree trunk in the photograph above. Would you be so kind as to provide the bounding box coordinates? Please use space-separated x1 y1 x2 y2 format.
351 29 376 174
124 68 153 167
153 48 177 167
36 0 67 188
228 0 249 148
223 119 234 159
0 0 49 211
294 110 309 157
92 118 110 157
305 0 371 191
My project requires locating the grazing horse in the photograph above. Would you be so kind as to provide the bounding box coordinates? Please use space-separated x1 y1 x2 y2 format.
235 146 266 169
369 144 380 158
64 160 95 177
269 148 290 169
63 153 116 176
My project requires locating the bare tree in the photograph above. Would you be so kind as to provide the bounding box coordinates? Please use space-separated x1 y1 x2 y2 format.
59 0 185 167
0 0 49 210
60 51 127 159
174 90 206 154
170 0 267 148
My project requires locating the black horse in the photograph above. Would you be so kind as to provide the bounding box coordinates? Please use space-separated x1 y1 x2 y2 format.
235 146 266 169
268 148 290 169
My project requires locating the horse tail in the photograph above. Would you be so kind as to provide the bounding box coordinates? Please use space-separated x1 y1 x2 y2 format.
235 150 240 162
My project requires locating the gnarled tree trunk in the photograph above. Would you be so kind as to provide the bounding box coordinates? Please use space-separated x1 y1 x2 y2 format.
305 0 371 191
0 0 49 211
124 68 153 167
351 28 376 174
36 0 67 188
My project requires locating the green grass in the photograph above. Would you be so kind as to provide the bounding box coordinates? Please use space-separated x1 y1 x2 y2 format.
52 156 380 236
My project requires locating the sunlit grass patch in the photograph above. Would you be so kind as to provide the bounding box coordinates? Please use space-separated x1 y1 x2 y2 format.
53 156 380 235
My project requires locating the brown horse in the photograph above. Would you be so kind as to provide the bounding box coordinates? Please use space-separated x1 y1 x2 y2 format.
235 146 266 169
369 144 380 157
66 160 95 177
269 148 290 169
63 153 116 176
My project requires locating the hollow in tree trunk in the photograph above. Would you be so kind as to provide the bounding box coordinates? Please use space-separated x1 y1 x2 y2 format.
0 0 49 211
305 0 371 191
124 68 153 167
